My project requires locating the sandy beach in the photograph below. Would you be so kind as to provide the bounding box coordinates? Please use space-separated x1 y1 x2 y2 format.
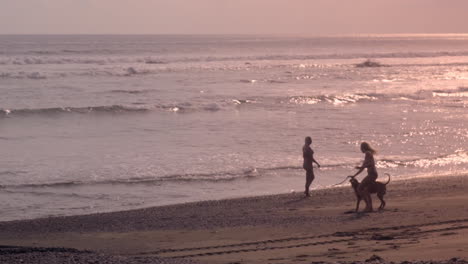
1 175 468 264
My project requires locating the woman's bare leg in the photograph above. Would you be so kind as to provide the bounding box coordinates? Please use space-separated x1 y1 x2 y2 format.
305 169 314 197
364 192 373 212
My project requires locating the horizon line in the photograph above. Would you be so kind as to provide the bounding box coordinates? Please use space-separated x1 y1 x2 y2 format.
1 33 468 38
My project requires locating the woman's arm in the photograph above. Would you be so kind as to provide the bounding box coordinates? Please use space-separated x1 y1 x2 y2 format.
353 153 372 176
353 165 365 177
312 156 321 168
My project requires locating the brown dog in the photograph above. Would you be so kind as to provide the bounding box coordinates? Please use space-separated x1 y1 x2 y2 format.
350 174 390 212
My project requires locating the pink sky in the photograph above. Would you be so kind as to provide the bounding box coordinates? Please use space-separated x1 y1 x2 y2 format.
1 0 468 34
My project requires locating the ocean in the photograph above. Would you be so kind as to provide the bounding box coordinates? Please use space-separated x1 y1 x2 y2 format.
0 34 467 221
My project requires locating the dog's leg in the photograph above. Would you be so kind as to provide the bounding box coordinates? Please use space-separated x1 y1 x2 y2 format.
364 193 373 212
377 193 385 210
355 197 361 212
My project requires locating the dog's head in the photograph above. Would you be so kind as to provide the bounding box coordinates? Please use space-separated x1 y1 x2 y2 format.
349 177 359 188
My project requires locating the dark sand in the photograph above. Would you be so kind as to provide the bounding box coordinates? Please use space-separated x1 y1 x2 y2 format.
1 175 467 264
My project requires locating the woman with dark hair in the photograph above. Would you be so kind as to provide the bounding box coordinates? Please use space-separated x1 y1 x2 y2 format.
303 136 321 197
352 142 378 212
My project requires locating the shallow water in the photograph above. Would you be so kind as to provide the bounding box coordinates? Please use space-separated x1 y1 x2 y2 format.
0 35 467 221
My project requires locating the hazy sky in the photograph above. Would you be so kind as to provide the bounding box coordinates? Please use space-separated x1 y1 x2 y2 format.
1 0 468 35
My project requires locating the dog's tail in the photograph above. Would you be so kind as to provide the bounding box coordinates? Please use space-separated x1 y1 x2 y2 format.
383 173 391 185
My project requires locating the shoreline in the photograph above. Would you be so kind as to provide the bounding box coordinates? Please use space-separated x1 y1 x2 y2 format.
1 174 467 263
1 172 464 224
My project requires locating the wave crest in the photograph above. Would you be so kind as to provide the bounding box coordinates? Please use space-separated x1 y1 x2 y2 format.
2 50 468 66
432 87 468 98
288 94 379 105
1 105 149 117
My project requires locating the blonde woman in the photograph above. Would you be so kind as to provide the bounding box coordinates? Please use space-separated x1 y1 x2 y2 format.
352 142 378 212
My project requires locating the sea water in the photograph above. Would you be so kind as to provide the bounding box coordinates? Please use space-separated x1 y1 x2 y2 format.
0 35 467 221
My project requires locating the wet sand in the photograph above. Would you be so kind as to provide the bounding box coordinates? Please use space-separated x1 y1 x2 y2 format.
1 175 467 264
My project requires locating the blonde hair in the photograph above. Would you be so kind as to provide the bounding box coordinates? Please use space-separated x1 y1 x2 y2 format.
360 142 377 155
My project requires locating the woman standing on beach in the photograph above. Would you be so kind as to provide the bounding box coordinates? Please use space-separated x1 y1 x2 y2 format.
352 142 378 212
303 136 321 197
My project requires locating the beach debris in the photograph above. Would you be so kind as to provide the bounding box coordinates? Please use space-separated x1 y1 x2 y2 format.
371 234 395 240
356 59 386 68
144 58 166 64
334 231 356 237
440 232 458 236
125 67 138 75
365 254 385 262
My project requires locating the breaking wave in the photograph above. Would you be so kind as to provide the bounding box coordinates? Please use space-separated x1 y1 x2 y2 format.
2 151 465 190
3 88 462 119
1 168 265 190
0 105 150 117
2 50 468 66
285 90 440 106
0 57 116 65
172 50 468 62
432 87 468 98
157 101 247 113
0 56 165 66
377 150 468 169
287 94 379 105
109 89 153 94
286 87 468 106
0 99 255 118
0 67 155 80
